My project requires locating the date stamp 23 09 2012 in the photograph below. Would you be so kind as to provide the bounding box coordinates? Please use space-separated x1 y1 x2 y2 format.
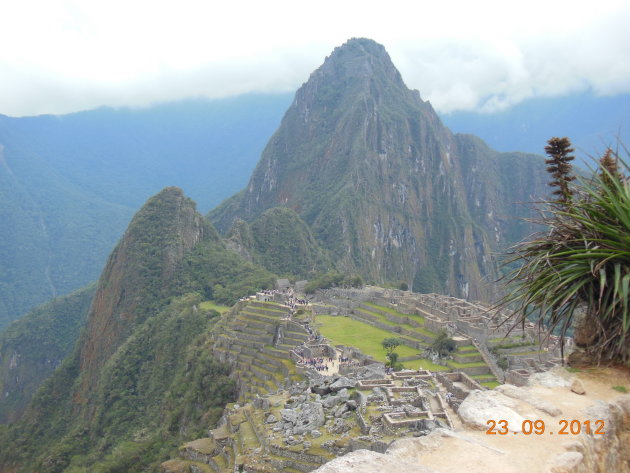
486 419 605 436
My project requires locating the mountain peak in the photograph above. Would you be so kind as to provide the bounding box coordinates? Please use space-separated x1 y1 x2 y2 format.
308 37 406 92
209 39 548 301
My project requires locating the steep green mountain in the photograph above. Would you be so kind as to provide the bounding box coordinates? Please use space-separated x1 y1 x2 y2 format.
0 93 290 329
226 207 333 278
0 285 95 423
209 38 549 301
0 187 274 473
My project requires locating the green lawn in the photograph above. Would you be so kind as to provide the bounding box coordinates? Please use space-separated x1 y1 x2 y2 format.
482 381 502 389
199 300 230 314
316 315 446 370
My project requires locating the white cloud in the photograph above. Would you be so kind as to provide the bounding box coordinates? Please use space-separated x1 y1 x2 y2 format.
0 0 629 116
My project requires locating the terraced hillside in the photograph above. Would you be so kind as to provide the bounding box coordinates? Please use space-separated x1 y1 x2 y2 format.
212 299 307 402
316 302 499 388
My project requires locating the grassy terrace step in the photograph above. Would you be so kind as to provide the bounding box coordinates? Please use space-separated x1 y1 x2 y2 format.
248 300 286 309
252 358 281 372
239 310 281 323
446 360 488 368
453 353 484 364
161 459 216 473
351 311 436 342
233 325 274 338
235 345 264 358
261 347 289 358
284 328 308 337
262 351 300 377
471 374 498 383
229 332 274 345
281 335 307 346
234 318 271 331
362 302 426 323
267 452 323 472
275 343 298 352
482 381 502 389
455 349 482 357
236 352 254 363
246 302 289 314
458 344 478 352
505 350 545 357
250 363 287 386
238 416 261 450
358 307 434 335
212 453 228 471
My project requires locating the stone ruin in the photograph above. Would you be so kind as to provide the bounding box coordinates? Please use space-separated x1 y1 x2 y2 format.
313 286 568 384
162 282 573 473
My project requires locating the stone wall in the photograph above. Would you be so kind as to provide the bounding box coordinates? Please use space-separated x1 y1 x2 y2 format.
436 372 482 400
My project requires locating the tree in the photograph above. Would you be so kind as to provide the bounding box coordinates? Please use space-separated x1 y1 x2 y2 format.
381 337 402 356
382 337 404 370
501 142 630 365
544 137 576 204
430 330 456 357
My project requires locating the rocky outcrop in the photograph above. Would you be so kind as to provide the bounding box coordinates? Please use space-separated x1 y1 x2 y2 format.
574 395 630 473
457 389 527 431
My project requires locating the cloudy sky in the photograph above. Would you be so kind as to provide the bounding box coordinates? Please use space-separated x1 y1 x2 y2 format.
1 0 629 117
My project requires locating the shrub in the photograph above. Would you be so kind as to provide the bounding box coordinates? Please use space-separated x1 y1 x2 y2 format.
501 141 629 365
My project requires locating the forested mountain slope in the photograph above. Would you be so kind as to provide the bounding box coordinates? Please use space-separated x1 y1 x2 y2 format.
0 187 275 473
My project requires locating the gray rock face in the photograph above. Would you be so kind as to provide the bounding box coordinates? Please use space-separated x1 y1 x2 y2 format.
311 378 332 396
358 364 387 380
281 402 325 435
329 418 351 434
528 371 571 387
577 395 630 473
330 376 357 392
266 414 278 424
458 390 526 431
310 446 439 473
570 378 586 395
495 384 562 416
322 394 344 409
546 452 584 472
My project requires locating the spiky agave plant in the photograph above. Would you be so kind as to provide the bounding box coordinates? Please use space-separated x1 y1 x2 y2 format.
501 145 630 365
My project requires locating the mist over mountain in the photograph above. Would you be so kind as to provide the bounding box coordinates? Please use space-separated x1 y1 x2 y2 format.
0 94 291 328
442 92 630 159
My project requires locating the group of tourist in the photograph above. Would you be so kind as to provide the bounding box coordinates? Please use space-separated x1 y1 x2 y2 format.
303 357 330 372
286 296 309 313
